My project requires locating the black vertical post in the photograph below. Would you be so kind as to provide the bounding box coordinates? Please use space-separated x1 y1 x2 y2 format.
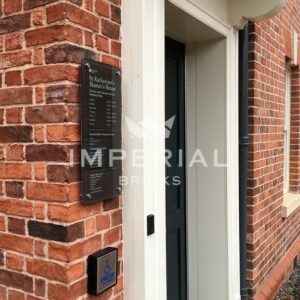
239 24 249 300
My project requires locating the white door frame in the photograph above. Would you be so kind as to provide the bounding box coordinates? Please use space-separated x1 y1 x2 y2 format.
122 0 240 299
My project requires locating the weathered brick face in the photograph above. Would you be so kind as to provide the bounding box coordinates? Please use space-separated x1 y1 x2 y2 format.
248 0 300 298
0 0 122 299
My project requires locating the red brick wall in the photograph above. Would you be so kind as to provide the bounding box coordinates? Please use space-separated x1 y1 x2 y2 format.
247 0 300 298
0 1 122 299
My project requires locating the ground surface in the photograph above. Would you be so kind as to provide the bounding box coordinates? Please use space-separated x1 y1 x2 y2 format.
276 264 300 299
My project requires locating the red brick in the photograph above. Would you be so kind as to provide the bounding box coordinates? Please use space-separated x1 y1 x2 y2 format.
34 202 45 220
48 202 101 222
102 55 119 67
46 3 66 23
4 0 21 14
35 278 46 297
0 286 7 299
85 217 96 236
103 197 119 211
5 33 22 51
27 258 84 283
0 269 33 293
35 87 44 103
110 0 120 5
47 125 80 142
34 240 46 257
103 227 120 245
25 25 83 47
0 232 33 254
95 0 109 17
96 214 110 231
111 5 121 24
84 30 94 47
85 0 93 11
6 107 22 124
5 70 22 86
44 43 96 64
111 209 122 226
0 216 5 231
0 163 31 179
24 0 57 10
34 163 45 180
33 48 43 65
35 125 45 143
6 181 24 198
111 41 121 57
6 252 24 271
32 9 45 26
26 105 67 123
114 275 123 294
8 217 25 235
68 183 80 201
67 105 80 122
0 126 32 143
0 87 32 106
45 84 79 104
96 35 109 52
8 290 24 300
0 198 33 217
47 3 99 31
48 279 86 300
0 111 4 125
0 50 31 69
6 145 24 161
101 19 120 40
0 13 31 35
26 144 68 162
47 164 80 183
26 182 69 202
24 295 43 300
48 235 101 262
28 220 84 242
24 65 79 85
46 165 68 183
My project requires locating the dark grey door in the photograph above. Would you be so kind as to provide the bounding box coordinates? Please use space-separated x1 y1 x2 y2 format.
165 37 187 300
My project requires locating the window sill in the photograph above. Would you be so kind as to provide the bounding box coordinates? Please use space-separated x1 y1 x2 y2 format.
282 193 300 218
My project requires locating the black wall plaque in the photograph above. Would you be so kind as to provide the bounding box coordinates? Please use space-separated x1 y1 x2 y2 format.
81 59 121 204
87 247 118 296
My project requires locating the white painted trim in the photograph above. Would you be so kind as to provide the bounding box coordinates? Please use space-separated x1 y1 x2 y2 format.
123 1 240 300
226 28 241 300
292 30 298 66
171 0 287 29
229 0 287 29
122 0 166 300
169 0 232 33
185 31 240 300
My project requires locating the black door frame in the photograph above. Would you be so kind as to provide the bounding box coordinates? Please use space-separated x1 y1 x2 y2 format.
165 36 187 300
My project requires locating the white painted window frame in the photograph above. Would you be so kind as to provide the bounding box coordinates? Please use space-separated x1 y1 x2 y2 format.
284 67 291 194
122 0 240 299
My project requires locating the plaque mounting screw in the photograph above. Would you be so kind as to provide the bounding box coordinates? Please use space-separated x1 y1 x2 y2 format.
84 62 91 72
86 194 92 200
116 187 122 193
116 70 121 76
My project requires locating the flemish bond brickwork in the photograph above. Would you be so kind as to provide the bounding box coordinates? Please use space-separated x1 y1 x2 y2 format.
0 0 123 299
